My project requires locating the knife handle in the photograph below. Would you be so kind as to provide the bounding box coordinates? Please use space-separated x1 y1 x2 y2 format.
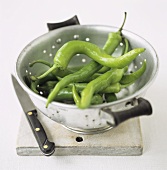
25 110 55 156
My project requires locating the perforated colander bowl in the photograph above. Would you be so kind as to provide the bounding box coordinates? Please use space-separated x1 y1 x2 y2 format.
15 25 158 134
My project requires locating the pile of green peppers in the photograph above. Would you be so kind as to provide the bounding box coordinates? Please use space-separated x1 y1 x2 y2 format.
25 13 147 109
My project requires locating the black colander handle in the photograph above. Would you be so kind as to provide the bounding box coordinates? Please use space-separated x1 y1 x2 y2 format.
47 15 80 31
102 98 152 127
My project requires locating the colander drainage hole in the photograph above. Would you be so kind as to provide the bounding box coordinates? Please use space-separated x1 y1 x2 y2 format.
125 101 131 107
76 136 83 142
125 101 135 107
85 38 90 42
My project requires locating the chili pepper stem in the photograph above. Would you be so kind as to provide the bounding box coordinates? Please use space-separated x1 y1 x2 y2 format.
29 60 52 67
37 64 58 80
119 12 127 32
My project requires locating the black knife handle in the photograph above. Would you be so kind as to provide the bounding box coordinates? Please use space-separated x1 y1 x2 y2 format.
47 15 80 31
25 110 55 156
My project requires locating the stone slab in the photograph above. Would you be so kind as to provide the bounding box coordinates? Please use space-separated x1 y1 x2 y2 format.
16 111 143 156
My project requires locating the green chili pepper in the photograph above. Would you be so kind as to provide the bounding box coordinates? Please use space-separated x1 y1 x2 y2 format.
91 94 103 105
25 76 39 93
39 87 74 101
54 88 74 101
72 67 127 109
101 83 121 93
104 93 117 103
28 72 56 93
38 81 58 91
102 12 127 55
46 60 102 107
98 12 128 73
30 81 39 94
24 75 31 88
30 80 58 94
35 81 57 97
120 60 146 85
38 41 144 79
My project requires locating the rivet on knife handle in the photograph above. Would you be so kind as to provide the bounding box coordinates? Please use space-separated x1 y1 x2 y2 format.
26 110 55 156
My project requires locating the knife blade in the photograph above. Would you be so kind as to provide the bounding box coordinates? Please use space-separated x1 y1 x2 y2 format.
11 74 55 156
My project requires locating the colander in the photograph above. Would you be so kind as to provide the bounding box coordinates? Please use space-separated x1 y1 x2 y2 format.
15 16 158 134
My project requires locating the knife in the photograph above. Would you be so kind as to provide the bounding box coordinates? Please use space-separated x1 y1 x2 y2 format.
11 75 55 156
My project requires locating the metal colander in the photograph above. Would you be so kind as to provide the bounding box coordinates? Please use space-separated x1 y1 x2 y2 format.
15 23 158 134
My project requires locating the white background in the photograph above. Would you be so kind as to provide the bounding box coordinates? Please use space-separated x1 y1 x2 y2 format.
1 0 167 169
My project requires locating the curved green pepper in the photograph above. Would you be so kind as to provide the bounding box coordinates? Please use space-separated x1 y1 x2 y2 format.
98 12 128 73
120 60 147 85
72 67 127 109
38 40 144 79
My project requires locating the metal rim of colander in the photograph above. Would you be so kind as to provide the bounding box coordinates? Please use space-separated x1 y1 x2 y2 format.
15 25 159 109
